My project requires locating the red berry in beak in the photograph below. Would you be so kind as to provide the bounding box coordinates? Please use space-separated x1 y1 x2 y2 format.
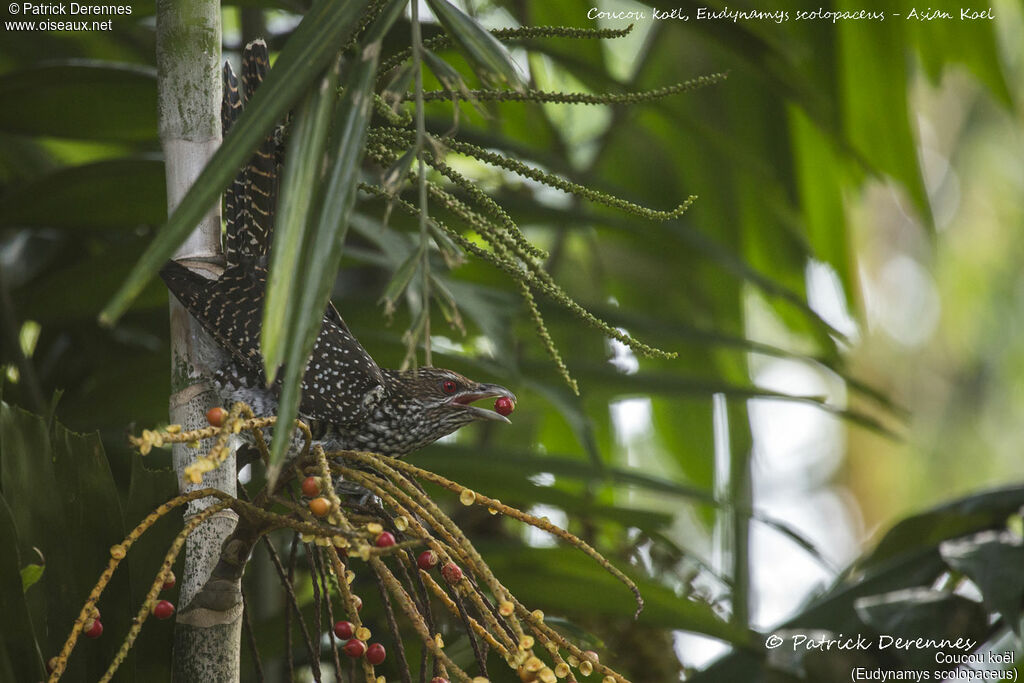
494 396 514 416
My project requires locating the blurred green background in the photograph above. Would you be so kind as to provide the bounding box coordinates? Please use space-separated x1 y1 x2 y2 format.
2 0 1024 681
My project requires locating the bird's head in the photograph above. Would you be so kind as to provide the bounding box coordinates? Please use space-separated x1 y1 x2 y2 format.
377 367 516 455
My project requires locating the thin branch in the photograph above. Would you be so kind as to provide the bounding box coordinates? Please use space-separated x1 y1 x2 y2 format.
411 0 432 367
316 548 345 680
241 585 266 682
373 558 414 683
306 543 324 681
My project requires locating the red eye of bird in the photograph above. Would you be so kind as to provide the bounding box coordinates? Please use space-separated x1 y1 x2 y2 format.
442 380 458 395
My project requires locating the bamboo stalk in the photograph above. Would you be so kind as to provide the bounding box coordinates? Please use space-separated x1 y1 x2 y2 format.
155 1 241 680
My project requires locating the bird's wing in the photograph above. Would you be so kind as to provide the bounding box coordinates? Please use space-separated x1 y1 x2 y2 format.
299 310 387 426
161 261 385 427
162 261 267 373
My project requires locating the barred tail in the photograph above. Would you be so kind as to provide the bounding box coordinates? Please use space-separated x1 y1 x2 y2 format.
221 59 244 258
223 39 280 268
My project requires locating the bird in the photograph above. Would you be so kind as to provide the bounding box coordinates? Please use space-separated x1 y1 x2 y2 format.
161 40 515 459
161 261 515 456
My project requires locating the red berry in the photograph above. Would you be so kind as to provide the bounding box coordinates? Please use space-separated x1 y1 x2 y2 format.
366 643 386 666
84 619 103 639
333 620 354 640
417 550 438 570
375 532 396 548
494 396 514 416
206 406 227 427
344 639 367 658
441 562 463 583
153 600 175 620
309 497 331 517
301 476 321 498
162 570 176 591
351 594 363 611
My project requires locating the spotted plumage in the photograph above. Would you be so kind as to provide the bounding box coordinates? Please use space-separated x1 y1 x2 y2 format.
161 40 515 459
163 260 515 456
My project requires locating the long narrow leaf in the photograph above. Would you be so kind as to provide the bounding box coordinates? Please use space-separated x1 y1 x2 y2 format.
424 0 524 90
525 360 902 439
379 246 422 310
98 0 372 325
262 60 342 381
267 2 403 482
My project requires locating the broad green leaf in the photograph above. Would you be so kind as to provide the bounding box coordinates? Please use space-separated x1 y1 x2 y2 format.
0 493 43 682
855 485 1024 573
425 0 524 90
789 105 855 310
837 1 930 225
940 531 1024 636
909 11 1011 107
0 62 157 141
261 60 342 381
267 2 401 480
0 400 130 680
0 158 166 230
19 563 43 593
698 487 1024 677
124 455 179 683
694 555 947 681
854 588 988 669
99 0 373 325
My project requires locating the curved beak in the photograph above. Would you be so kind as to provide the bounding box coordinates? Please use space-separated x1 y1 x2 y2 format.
452 383 517 424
